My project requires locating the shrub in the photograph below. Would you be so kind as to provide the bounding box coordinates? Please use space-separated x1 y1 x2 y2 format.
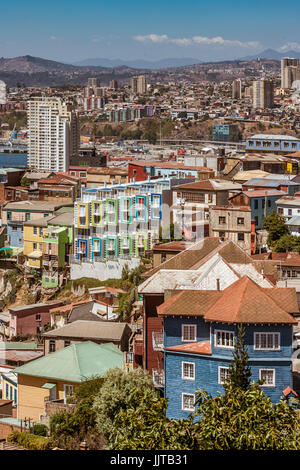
32 423 48 437
7 430 51 450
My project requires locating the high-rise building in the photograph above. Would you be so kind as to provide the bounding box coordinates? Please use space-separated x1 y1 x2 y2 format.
0 80 6 105
253 79 274 109
281 58 300 88
87 77 100 88
109 80 118 90
130 75 147 94
28 97 79 172
232 79 242 99
83 78 104 111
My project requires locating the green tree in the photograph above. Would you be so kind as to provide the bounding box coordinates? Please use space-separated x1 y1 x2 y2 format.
109 389 198 450
227 324 251 391
262 211 288 246
93 368 159 441
273 234 300 252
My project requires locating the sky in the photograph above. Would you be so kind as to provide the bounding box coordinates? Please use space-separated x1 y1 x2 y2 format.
1 0 300 63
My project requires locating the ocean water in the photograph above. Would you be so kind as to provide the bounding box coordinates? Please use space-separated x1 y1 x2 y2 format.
0 153 28 168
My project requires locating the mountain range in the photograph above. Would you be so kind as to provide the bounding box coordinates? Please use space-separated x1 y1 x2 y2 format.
240 48 300 61
73 57 203 69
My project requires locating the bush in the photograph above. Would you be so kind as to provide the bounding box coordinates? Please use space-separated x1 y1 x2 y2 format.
7 430 51 450
32 423 48 437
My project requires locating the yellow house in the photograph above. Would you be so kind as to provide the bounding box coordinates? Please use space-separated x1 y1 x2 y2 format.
14 341 124 422
23 217 52 269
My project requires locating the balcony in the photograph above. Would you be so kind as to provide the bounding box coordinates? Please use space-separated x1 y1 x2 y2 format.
152 369 164 388
152 332 164 351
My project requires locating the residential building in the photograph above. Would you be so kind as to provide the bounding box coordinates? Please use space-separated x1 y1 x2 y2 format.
2 201 72 250
130 76 147 94
212 124 240 142
281 58 300 89
229 189 285 230
245 135 300 154
43 320 132 354
37 174 80 203
242 178 300 195
209 206 255 254
86 167 128 187
158 276 298 419
8 301 63 338
172 179 242 239
14 341 124 421
276 195 300 220
151 241 191 268
137 238 274 385
28 97 79 172
253 79 274 109
128 161 214 182
0 81 6 105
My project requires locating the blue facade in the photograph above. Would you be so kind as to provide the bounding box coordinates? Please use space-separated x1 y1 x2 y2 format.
164 316 294 419
246 135 300 152
249 195 282 229
7 222 24 248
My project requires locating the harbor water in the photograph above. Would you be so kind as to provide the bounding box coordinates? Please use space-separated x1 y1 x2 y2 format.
0 153 28 168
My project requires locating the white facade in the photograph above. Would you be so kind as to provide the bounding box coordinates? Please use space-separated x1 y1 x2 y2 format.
28 97 79 172
0 81 6 105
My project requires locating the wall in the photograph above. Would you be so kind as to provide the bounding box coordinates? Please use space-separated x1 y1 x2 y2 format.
70 257 140 281
17 374 78 421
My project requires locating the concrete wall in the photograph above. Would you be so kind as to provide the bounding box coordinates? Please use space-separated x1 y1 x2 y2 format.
70 257 140 281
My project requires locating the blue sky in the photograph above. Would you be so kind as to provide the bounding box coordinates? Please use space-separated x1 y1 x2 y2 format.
1 0 300 62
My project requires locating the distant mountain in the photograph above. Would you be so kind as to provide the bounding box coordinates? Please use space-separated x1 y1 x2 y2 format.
73 57 203 69
240 48 300 61
0 55 109 73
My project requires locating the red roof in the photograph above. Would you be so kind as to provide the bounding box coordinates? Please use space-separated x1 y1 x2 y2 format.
282 386 298 397
129 161 213 171
165 340 211 355
158 276 298 324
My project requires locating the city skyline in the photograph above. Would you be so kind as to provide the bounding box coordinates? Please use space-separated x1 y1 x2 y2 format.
0 0 299 63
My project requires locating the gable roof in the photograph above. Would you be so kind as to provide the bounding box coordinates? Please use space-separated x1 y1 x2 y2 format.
43 320 130 341
14 341 124 383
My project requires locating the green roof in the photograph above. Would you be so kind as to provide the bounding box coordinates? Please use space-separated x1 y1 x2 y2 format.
13 341 124 383
0 341 39 350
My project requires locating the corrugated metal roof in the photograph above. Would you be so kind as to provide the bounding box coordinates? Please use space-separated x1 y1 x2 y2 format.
14 341 124 383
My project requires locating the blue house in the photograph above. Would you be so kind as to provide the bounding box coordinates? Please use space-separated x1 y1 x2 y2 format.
229 189 285 230
157 276 298 420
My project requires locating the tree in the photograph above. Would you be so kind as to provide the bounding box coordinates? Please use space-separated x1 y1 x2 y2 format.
262 211 288 246
93 368 160 441
109 389 198 450
273 234 300 253
227 324 251 391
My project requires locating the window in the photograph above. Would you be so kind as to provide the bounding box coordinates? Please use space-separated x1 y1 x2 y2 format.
259 369 275 387
215 330 234 349
182 393 195 412
237 217 244 225
254 333 280 350
238 232 244 241
36 314 41 321
218 367 230 385
254 200 258 209
64 340 71 347
25 212 30 221
254 216 258 226
33 227 37 235
49 340 56 353
33 243 37 250
182 362 195 381
7 212 12 221
64 384 74 403
182 324 197 342
219 216 226 224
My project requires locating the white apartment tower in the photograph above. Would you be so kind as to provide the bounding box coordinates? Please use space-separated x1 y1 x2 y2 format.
0 81 7 105
253 79 274 109
28 97 79 172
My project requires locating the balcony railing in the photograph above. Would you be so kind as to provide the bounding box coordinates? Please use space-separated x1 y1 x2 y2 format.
152 369 164 388
152 332 164 351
